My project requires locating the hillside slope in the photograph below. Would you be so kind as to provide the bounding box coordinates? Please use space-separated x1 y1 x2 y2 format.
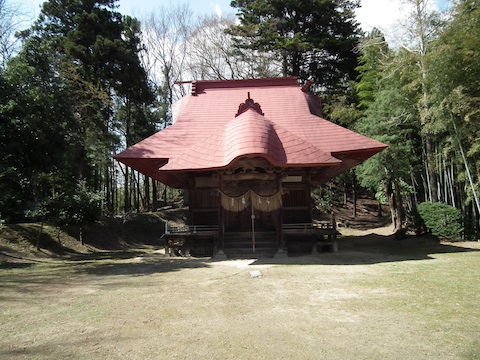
1 198 388 266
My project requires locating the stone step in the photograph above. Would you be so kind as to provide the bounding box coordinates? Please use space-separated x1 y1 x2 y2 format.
223 248 277 259
223 231 278 258
224 240 277 249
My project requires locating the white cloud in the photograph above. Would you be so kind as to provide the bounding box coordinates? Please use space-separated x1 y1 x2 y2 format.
355 0 404 33
210 2 223 18
355 0 443 45
215 4 222 17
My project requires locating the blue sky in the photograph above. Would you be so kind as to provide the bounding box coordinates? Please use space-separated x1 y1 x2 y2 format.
437 0 450 10
25 0 451 32
25 0 235 19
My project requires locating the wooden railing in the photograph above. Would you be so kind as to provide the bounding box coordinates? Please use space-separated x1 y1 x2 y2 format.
162 223 219 257
282 221 338 252
164 223 219 235
282 221 336 232
162 221 339 256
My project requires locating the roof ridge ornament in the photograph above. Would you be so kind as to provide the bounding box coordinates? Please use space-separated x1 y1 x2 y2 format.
301 78 314 92
235 92 264 117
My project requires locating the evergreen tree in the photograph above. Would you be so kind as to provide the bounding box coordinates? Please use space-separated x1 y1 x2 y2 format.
0 0 156 220
397 0 445 203
428 0 480 233
25 0 154 184
355 28 389 111
354 32 422 233
228 0 362 97
355 86 420 232
0 36 75 221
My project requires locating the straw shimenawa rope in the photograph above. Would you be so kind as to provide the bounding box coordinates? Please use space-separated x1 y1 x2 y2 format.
220 191 250 212
219 189 283 212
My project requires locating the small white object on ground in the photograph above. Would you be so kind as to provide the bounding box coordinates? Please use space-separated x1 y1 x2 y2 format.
250 270 263 278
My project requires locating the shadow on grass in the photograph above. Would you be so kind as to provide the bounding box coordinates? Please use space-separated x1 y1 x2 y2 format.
66 251 149 261
0 261 36 270
7 224 83 256
75 233 478 274
2 233 478 280
249 233 480 266
0 254 212 301
74 256 212 277
62 221 165 251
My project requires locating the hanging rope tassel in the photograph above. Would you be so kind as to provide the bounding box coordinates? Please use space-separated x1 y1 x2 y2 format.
250 191 283 212
219 189 284 212
220 191 250 212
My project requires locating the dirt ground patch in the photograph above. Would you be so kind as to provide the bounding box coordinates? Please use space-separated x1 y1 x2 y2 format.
1 228 480 359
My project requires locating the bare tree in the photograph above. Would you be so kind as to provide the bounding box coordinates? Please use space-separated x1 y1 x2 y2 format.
186 15 238 80
0 0 26 67
185 14 281 80
142 3 194 106
141 6 281 103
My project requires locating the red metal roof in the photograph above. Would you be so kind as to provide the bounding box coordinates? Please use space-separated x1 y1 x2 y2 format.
115 77 387 188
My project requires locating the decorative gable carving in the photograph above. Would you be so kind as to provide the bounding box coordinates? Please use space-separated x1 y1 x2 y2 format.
235 92 264 117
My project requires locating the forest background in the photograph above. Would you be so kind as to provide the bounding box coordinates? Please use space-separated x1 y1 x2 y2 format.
0 0 479 239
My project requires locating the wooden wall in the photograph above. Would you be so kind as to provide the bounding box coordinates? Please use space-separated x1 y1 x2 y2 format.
188 171 312 227
282 184 311 224
188 190 219 225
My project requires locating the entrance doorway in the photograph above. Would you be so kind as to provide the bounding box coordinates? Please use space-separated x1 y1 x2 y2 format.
224 204 277 253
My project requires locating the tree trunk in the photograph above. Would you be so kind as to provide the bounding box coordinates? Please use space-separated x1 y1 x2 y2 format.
75 140 86 183
79 226 83 245
124 166 131 213
420 173 428 204
111 163 116 214
145 176 150 212
425 136 438 202
352 170 357 218
152 181 159 211
36 222 44 251
447 162 456 207
114 169 119 215
453 119 480 226
162 185 167 206
385 170 397 229
106 162 111 214
124 99 132 214
393 178 405 232
57 226 61 245
132 170 138 212
282 55 288 77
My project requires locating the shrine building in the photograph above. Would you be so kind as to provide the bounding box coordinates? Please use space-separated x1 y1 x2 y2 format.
114 77 386 258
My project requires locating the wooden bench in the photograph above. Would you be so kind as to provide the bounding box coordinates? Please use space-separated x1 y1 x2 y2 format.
162 223 219 256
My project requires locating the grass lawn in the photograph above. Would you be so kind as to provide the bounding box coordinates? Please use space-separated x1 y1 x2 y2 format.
1 230 480 359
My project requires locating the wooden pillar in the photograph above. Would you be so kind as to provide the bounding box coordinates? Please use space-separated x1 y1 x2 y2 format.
331 212 338 252
275 174 287 258
306 169 312 223
278 209 286 253
277 175 284 250
188 190 194 225
218 174 224 251
219 202 225 252
214 173 227 259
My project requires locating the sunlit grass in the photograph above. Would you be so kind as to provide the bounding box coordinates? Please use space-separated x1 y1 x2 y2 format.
1 237 480 359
